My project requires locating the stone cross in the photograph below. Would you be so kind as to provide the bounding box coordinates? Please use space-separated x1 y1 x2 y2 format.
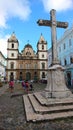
37 9 68 65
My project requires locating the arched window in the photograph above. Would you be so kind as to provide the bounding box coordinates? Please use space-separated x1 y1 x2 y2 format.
20 72 22 80
42 63 45 69
11 53 14 57
26 64 30 69
42 45 44 50
11 72 13 76
34 72 37 75
26 51 31 56
42 72 45 78
10 72 14 81
10 62 14 69
12 43 14 48
34 64 37 69
34 72 38 81
42 54 44 58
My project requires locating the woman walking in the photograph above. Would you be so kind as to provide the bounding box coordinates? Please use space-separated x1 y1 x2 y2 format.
9 80 14 93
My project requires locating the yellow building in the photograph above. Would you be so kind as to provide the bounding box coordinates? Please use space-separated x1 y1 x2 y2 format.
6 33 48 81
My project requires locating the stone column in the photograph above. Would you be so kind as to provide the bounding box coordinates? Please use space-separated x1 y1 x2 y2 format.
50 9 59 65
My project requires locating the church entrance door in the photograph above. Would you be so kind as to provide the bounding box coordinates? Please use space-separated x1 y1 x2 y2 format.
26 72 31 81
10 72 14 81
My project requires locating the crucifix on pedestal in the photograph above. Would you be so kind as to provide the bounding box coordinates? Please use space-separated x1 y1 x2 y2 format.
37 9 71 98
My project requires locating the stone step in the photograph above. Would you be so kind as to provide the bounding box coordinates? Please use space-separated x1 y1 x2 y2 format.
34 92 73 106
23 95 37 121
34 91 48 106
28 93 73 114
23 94 73 122
28 94 49 114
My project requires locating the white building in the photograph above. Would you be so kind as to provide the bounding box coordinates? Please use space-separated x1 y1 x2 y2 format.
0 51 6 81
57 25 73 86
48 25 73 86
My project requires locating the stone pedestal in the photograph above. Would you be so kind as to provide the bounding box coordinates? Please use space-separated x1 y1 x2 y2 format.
45 64 71 98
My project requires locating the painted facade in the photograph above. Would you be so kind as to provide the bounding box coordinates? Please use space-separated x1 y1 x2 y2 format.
48 25 73 86
6 33 48 81
0 51 6 81
57 25 73 86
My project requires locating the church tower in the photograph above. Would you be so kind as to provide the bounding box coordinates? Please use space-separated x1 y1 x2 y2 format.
6 32 19 81
37 34 48 80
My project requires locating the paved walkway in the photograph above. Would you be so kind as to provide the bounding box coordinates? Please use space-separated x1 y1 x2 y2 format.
0 84 9 96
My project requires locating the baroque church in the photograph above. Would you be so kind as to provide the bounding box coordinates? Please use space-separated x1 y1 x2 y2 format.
6 32 48 81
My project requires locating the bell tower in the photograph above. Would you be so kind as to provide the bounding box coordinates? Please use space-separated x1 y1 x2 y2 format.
7 32 19 81
37 34 48 80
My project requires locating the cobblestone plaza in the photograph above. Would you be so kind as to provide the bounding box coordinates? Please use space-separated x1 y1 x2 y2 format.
0 82 73 130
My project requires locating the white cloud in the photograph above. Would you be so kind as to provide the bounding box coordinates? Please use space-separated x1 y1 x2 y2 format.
41 0 73 12
0 0 31 28
0 35 10 57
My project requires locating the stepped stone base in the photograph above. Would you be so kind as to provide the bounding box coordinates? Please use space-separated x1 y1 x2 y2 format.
44 90 71 98
23 92 73 122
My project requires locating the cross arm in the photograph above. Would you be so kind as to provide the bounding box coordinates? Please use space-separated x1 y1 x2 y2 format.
37 19 68 29
57 21 68 28
37 19 51 27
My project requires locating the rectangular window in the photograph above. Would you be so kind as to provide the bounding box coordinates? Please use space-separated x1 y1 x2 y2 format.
63 43 66 50
64 59 67 65
11 53 14 57
69 39 71 46
59 47 61 52
20 64 23 69
70 57 73 64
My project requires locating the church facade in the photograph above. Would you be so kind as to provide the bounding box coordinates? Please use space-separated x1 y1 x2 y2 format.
6 33 48 82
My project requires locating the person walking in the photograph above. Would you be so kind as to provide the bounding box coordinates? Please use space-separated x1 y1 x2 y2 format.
30 83 33 91
21 81 26 90
25 81 29 93
9 80 14 93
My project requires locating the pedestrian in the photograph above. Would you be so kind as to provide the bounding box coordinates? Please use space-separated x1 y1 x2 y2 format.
25 81 29 93
9 80 14 93
21 81 26 90
30 83 33 91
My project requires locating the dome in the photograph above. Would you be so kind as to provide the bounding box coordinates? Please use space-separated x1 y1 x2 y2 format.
8 32 18 42
25 43 32 48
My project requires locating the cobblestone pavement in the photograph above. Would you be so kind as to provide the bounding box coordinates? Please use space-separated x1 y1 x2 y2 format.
0 83 73 130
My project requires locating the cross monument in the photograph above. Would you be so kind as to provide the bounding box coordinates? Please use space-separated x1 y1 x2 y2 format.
37 9 71 98
37 9 68 65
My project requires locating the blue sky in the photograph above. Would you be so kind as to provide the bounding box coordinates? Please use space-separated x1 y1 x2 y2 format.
0 0 73 57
